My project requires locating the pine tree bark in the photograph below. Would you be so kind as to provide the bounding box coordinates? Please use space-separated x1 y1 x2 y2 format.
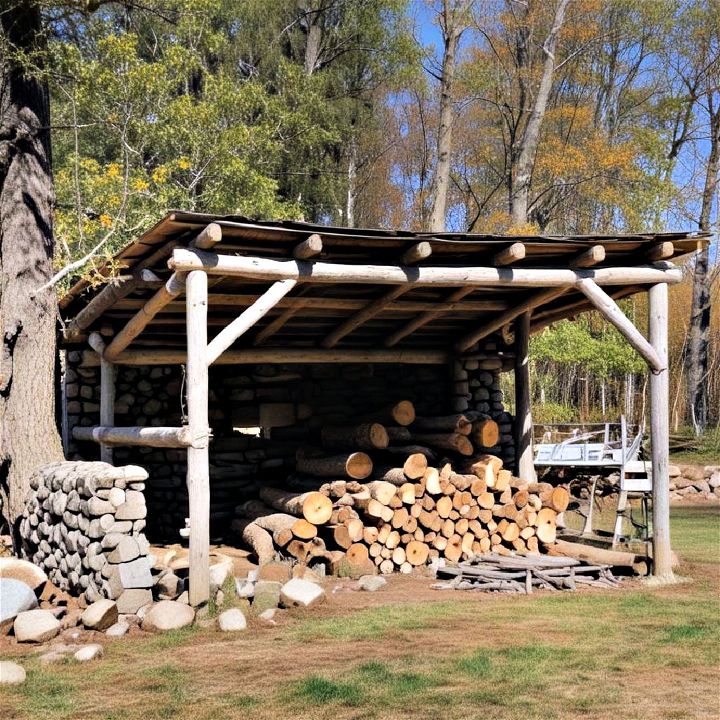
687 99 719 434
0 3 64 544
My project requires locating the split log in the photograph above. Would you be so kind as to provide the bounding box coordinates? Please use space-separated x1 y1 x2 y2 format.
296 452 373 480
321 422 389 450
472 419 500 448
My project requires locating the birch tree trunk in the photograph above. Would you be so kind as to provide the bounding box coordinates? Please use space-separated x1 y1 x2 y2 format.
427 0 469 232
509 0 570 226
687 99 719 435
0 2 64 543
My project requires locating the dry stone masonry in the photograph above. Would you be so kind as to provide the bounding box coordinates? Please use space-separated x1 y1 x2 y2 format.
19 461 154 609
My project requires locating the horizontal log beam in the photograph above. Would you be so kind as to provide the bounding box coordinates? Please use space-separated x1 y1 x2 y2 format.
206 279 298 365
103 273 186 362
169 248 683 288
81 347 450 366
646 241 674 261
72 425 196 448
576 277 664 372
570 245 605 268
111 294 511 314
293 234 323 260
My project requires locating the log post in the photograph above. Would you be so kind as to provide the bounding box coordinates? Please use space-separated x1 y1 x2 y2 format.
515 311 536 482
186 270 210 605
88 333 114 463
648 282 673 581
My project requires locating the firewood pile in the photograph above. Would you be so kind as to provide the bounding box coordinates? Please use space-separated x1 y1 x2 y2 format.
231 401 570 575
433 552 620 592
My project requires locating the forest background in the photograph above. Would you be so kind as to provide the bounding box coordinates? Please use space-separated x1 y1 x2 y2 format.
5 0 719 446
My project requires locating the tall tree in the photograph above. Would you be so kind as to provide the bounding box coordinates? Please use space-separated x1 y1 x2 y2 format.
0 1 64 541
427 0 472 231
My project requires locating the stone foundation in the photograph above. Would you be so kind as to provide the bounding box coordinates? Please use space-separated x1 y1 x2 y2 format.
19 461 154 610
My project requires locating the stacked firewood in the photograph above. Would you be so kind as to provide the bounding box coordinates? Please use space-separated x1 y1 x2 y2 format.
232 401 569 574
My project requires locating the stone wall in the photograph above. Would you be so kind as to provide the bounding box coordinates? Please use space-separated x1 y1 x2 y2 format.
19 461 154 612
669 464 720 502
65 348 515 544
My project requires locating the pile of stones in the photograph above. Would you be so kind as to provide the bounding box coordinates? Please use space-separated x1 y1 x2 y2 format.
669 464 720 502
18 461 154 612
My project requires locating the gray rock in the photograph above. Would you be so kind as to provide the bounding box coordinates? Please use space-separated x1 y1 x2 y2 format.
141 601 195 633
74 643 104 661
156 572 183 600
116 588 153 614
279 578 326 608
0 578 38 624
106 536 140 564
108 557 153 597
108 521 133 534
358 575 386 592
115 502 146 521
235 578 255 598
0 661 26 685
88 496 116 516
217 608 247 632
258 608 276 623
108 487 126 507
105 621 129 637
14 609 61 643
82 599 118 631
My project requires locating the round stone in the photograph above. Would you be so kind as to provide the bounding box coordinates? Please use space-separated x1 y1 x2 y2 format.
0 661 26 685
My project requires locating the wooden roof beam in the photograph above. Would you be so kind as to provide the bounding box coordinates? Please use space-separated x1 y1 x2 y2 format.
81 347 450 366
320 242 433 349
492 242 525 266
384 287 476 348
454 287 568 353
169 248 683 287
646 241 674 261
570 245 605 268
254 237 323 345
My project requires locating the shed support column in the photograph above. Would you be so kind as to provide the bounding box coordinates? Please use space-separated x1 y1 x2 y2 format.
649 282 673 580
515 311 536 482
99 356 115 464
186 270 210 605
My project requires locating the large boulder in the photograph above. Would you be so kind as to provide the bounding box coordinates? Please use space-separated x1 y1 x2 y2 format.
0 557 47 593
0 578 38 627
279 578 326 608
141 601 195 633
116 588 153 615
217 608 247 632
82 599 118 631
14 609 61 643
0 661 26 685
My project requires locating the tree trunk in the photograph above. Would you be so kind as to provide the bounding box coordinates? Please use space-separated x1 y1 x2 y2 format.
509 0 570 226
0 3 64 544
427 1 467 232
687 101 719 435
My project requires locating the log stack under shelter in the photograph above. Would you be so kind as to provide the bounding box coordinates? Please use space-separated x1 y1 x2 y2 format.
56 211 708 602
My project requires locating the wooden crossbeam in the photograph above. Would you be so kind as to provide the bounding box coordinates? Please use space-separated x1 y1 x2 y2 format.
72 425 193 447
646 241 674 261
81 347 449 366
254 238 324 345
384 287 476 348
206 279 298 364
169 248 683 287
320 242 433 349
455 287 568 352
576 278 664 372
103 273 187 362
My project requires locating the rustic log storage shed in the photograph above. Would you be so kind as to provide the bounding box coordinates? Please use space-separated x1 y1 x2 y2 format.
59 211 708 604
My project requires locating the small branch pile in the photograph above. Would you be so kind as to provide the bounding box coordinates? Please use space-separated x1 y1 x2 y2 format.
232 401 570 575
434 552 620 593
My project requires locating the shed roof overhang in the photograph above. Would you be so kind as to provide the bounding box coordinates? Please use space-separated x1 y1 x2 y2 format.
59 211 709 364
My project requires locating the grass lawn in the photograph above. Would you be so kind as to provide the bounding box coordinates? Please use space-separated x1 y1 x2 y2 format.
2 506 718 720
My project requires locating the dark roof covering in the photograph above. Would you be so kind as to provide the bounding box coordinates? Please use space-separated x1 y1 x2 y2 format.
59 211 709 355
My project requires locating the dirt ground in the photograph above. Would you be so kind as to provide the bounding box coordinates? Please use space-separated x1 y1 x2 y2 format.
1 507 718 720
